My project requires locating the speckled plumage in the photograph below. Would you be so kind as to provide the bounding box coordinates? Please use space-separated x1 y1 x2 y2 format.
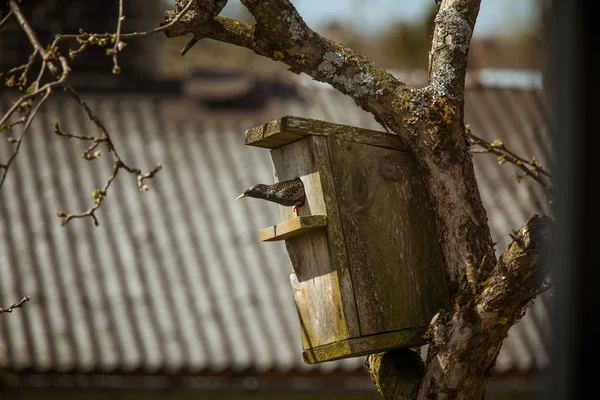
263 178 305 206
236 177 306 215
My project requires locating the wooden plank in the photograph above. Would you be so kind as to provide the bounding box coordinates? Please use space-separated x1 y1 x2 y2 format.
302 326 428 364
327 138 448 336
270 137 348 347
245 116 409 151
260 215 327 242
309 135 361 339
286 231 346 348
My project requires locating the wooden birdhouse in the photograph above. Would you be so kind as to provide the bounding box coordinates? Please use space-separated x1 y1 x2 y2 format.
245 116 448 364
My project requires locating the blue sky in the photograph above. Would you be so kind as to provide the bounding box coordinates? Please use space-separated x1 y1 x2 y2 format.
221 0 539 38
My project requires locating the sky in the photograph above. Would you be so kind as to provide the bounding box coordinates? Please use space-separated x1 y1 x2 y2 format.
221 0 539 38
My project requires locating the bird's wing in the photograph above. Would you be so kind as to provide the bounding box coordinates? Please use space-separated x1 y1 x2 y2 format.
275 178 305 202
281 185 304 201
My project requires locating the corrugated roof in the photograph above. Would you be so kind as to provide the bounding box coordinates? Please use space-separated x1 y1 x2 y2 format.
0 75 552 381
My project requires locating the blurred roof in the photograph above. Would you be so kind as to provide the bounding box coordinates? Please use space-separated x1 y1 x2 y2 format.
0 69 552 388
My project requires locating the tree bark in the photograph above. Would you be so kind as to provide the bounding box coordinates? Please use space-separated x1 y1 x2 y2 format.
162 1 554 398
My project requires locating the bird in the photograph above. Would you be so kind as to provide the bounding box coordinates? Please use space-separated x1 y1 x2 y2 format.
236 177 306 216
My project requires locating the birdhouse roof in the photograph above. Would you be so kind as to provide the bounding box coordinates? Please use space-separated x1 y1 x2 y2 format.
244 116 409 151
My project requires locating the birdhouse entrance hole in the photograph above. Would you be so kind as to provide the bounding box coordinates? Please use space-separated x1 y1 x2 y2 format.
245 116 448 363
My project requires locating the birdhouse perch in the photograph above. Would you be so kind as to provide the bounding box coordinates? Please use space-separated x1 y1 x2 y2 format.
245 116 448 364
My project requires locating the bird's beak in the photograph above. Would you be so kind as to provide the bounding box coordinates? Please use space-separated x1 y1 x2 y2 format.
235 193 246 200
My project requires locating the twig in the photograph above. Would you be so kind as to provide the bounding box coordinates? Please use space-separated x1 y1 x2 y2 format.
8 0 60 76
471 134 552 178
52 0 194 47
0 10 14 30
2 51 40 95
112 0 125 74
53 86 162 226
0 295 31 314
0 90 51 183
468 128 553 197
2 0 163 226
57 159 120 227
1 117 26 133
0 56 70 188
16 49 39 90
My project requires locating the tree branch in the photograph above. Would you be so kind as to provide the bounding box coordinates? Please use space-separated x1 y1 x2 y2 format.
1 0 164 226
469 129 554 199
8 0 60 76
51 0 197 55
53 86 163 226
0 56 70 188
0 9 13 30
162 0 410 123
0 295 32 314
111 0 125 74
416 215 553 399
428 0 481 100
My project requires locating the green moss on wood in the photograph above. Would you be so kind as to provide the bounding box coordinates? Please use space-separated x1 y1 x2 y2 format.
425 95 455 129
303 327 428 363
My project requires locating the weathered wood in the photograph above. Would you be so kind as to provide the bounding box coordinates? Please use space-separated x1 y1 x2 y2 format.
309 135 361 339
302 326 428 364
270 137 349 348
327 137 448 335
286 230 347 348
259 215 327 242
246 116 409 151
246 118 307 149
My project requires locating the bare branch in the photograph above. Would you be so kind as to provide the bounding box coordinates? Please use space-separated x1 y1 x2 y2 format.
3 49 39 91
428 0 481 100
0 295 32 314
112 0 125 74
468 128 554 198
52 86 162 226
2 1 163 225
162 0 410 123
0 56 71 188
52 0 195 48
8 0 60 76
56 160 118 227
0 9 13 30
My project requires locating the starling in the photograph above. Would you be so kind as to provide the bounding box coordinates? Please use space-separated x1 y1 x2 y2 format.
236 177 306 216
